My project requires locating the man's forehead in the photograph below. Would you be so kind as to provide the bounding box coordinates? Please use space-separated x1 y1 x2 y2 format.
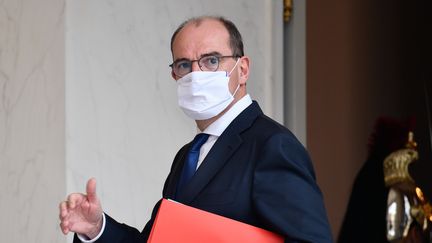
172 19 231 59
183 18 225 32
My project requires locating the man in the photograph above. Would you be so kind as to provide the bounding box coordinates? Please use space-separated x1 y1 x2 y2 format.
59 16 333 242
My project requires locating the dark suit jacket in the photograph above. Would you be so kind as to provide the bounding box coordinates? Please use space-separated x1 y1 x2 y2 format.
75 101 333 243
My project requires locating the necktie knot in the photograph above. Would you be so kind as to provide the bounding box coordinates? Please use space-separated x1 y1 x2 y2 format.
190 133 210 152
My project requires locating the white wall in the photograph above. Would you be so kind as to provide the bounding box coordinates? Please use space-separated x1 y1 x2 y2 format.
0 1 283 242
0 0 66 242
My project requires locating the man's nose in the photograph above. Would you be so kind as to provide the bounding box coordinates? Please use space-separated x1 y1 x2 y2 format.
191 61 201 72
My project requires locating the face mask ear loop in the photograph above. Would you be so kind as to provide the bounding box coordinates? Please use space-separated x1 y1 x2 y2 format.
227 57 241 97
232 83 241 97
227 57 241 77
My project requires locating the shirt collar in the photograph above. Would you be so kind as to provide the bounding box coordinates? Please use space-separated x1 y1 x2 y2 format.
201 94 253 137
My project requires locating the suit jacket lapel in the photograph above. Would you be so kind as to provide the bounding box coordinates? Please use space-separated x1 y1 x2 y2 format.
164 145 189 199
176 101 263 204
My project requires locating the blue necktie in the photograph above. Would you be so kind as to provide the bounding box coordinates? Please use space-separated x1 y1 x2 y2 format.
176 133 209 197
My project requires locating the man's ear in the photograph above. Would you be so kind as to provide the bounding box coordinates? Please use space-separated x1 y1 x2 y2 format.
238 56 250 85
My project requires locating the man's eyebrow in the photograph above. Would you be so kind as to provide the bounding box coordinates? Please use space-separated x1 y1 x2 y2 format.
172 57 189 63
200 51 222 58
173 52 223 63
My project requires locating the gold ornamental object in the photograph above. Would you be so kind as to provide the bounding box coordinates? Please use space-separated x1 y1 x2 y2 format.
384 132 431 242
284 0 292 22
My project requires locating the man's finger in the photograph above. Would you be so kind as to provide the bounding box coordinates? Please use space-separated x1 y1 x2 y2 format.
60 221 70 235
59 201 68 219
67 193 84 209
86 178 98 203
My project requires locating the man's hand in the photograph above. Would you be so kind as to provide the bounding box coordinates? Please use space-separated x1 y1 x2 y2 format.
59 178 104 239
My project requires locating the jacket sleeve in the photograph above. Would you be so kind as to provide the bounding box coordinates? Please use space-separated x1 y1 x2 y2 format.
253 133 333 243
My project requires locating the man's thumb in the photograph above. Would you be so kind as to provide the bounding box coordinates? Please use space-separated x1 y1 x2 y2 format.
86 178 98 203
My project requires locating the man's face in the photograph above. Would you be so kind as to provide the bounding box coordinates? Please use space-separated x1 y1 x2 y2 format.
171 19 240 94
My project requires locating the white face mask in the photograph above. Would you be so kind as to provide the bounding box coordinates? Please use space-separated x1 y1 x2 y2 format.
176 59 240 120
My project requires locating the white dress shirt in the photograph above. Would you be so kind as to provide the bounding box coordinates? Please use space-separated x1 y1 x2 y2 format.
197 94 252 168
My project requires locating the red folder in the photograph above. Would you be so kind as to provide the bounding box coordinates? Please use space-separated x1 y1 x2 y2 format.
148 199 284 243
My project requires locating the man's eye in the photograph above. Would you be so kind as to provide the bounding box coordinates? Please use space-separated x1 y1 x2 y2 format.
176 61 191 70
202 56 219 66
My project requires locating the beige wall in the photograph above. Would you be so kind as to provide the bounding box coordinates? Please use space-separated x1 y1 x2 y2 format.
307 0 431 239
